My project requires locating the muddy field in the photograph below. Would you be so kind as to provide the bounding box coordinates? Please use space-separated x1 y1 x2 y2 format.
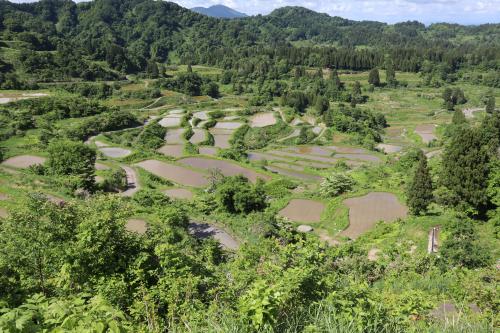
250 112 276 127
209 129 232 149
159 116 181 127
189 129 206 144
340 192 408 239
158 144 184 158
214 122 243 130
279 199 325 222
164 128 185 144
178 157 270 183
1 155 46 169
135 160 209 187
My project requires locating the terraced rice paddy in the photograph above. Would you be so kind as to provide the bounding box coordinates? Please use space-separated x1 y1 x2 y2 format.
193 111 209 120
163 188 194 200
248 151 355 170
214 122 243 130
99 147 132 158
277 146 381 164
340 192 408 239
266 165 322 181
178 157 270 183
165 128 185 144
135 160 209 187
415 124 437 144
209 128 233 149
1 155 46 168
189 129 206 144
250 112 276 127
126 219 147 234
376 144 402 153
199 147 218 156
159 116 182 127
158 144 184 158
279 199 325 222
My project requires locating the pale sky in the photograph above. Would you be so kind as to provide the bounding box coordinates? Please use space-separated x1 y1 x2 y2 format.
9 0 500 25
173 0 500 24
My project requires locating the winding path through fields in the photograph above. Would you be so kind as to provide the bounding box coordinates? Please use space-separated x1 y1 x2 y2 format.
120 165 140 197
188 221 239 250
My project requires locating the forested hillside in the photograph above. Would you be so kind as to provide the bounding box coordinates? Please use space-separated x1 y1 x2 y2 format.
0 0 499 332
0 0 499 86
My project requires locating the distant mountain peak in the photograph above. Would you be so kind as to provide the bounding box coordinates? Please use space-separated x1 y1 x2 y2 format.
191 4 247 19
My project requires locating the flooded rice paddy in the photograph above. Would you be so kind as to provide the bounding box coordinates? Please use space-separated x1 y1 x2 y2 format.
135 160 209 187
340 192 408 239
178 157 270 183
279 199 325 222
1 155 46 168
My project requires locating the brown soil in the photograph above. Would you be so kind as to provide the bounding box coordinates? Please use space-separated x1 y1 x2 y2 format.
126 219 147 234
178 157 270 183
157 144 184 158
340 192 408 239
135 160 208 187
279 199 325 222
163 188 194 200
1 155 46 169
0 207 8 218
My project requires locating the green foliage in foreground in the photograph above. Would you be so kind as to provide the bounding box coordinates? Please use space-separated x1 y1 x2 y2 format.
406 151 434 215
46 140 96 191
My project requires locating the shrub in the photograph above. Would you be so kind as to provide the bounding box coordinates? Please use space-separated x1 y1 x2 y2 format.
319 172 356 197
215 176 267 214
